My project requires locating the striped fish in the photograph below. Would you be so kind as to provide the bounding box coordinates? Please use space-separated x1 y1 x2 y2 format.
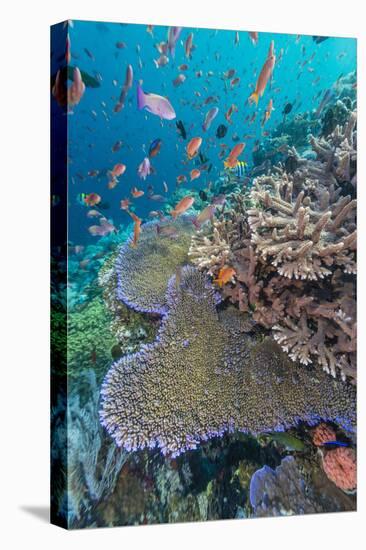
225 160 248 178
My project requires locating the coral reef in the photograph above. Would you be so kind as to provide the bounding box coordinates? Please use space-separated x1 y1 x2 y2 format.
52 370 127 526
189 110 357 382
115 217 195 314
322 447 357 492
100 266 355 457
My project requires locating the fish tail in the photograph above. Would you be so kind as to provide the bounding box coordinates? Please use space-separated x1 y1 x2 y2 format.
213 278 222 287
249 92 259 105
137 84 145 110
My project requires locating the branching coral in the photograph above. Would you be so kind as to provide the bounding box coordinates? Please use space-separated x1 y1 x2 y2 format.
189 110 357 382
115 217 195 314
100 267 355 458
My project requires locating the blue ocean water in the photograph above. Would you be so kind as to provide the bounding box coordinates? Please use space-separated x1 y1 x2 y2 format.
65 21 356 245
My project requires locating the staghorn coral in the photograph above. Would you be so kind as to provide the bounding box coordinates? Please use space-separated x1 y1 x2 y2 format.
322 447 356 492
189 110 357 382
115 217 195 314
100 266 355 458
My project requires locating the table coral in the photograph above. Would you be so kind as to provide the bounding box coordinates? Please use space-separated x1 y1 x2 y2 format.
115 217 195 314
100 267 355 457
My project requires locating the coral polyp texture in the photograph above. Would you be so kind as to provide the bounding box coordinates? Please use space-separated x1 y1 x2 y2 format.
100 266 355 457
115 217 195 314
189 110 356 382
322 447 357 492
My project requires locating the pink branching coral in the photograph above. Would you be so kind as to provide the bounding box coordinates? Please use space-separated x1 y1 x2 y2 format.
189 110 357 382
312 423 336 447
322 447 357 492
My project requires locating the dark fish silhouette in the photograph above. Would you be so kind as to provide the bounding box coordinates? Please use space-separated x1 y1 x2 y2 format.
283 102 293 115
216 124 228 138
312 36 329 44
50 65 101 89
176 120 187 139
199 190 208 201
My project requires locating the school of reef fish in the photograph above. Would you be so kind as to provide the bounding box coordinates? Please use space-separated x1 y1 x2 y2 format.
51 21 357 528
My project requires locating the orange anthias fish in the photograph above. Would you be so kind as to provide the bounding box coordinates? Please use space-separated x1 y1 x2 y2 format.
128 211 142 247
120 198 131 210
190 169 201 181
214 266 236 287
248 31 258 45
249 40 276 105
111 163 126 177
261 98 274 126
131 187 144 198
225 104 238 124
170 196 194 219
224 143 245 169
84 193 101 206
186 137 202 159
176 174 187 185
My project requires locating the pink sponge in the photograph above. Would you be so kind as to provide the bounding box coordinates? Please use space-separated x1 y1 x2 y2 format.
322 447 357 492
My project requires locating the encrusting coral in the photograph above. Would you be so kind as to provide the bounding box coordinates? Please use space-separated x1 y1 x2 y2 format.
100 267 355 458
115 216 195 314
189 110 357 382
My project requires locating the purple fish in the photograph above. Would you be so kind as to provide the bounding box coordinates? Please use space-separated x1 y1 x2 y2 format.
115 64 134 111
211 193 226 205
202 107 219 131
167 27 182 58
138 157 151 180
137 84 176 120
316 88 334 116
125 64 133 89
148 194 166 202
192 204 217 229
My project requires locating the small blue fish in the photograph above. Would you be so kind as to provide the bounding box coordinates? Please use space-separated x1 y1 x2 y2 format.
322 440 349 448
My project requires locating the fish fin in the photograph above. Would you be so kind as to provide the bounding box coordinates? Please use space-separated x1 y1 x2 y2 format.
249 92 259 105
137 84 146 110
170 210 177 220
